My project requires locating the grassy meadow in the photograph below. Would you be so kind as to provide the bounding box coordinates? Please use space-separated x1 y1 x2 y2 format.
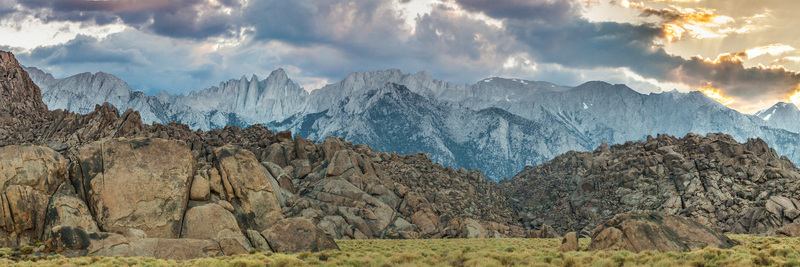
2 235 800 266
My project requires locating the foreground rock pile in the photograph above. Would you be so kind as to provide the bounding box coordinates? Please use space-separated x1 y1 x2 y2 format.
504 133 800 237
0 51 522 259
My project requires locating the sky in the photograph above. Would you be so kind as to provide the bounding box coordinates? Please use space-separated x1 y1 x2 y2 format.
1 0 800 113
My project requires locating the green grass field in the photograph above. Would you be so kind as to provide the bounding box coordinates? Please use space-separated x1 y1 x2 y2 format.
2 235 799 266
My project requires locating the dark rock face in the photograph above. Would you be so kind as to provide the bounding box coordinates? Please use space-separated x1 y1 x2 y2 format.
587 212 738 252
504 133 800 236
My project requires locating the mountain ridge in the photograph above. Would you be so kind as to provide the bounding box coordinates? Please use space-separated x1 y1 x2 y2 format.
22 66 800 181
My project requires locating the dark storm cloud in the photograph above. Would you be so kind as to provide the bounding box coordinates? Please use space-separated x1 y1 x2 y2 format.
455 0 582 21
0 0 16 16
11 0 243 39
243 0 411 57
28 34 150 65
672 54 800 109
509 19 673 77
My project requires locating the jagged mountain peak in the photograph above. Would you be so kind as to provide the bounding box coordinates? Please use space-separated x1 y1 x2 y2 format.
753 101 800 133
756 102 800 117
20 66 55 85
272 67 285 73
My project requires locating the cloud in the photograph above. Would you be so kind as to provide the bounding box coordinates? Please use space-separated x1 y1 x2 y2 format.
772 57 800 65
5 0 800 114
454 0 583 21
0 0 16 15
668 53 800 111
9 0 244 39
744 44 795 59
495 4 800 112
28 34 150 65
15 30 217 93
633 4 736 40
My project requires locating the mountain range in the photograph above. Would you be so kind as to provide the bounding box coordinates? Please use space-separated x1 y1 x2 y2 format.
23 66 800 180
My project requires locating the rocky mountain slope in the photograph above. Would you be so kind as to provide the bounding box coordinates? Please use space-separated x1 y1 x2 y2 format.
2 51 524 259
23 67 800 181
272 83 589 180
503 132 800 237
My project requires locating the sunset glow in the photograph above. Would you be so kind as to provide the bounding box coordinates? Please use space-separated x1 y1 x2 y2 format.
745 44 796 59
702 88 735 105
791 91 800 107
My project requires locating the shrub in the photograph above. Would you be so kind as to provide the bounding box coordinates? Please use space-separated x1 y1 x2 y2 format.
19 245 33 254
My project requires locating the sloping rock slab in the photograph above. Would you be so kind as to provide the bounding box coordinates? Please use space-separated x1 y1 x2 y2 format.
588 212 738 252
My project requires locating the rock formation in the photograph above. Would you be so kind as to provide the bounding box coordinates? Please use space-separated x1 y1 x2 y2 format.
557 232 579 252
587 211 738 252
504 133 800 236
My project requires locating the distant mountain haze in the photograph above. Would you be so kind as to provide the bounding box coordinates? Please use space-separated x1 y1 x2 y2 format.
23 66 800 181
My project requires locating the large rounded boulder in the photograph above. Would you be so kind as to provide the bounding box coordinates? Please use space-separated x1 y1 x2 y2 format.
75 138 194 238
214 145 284 232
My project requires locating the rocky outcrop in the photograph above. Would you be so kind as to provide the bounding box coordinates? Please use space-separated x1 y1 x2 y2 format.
1 52 49 146
504 133 800 236
587 212 738 252
263 218 339 253
43 182 99 244
776 223 800 237
558 232 579 252
0 145 67 247
74 138 194 238
0 51 326 259
181 203 251 255
214 145 284 232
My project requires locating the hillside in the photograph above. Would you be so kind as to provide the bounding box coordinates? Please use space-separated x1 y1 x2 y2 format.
503 133 800 237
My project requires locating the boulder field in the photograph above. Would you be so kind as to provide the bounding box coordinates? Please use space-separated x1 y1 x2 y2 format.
2 139 337 259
